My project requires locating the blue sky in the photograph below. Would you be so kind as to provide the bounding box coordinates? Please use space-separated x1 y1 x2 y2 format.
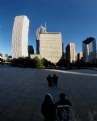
0 0 97 55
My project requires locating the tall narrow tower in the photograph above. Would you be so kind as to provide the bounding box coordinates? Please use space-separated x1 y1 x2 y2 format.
66 43 76 63
12 15 29 59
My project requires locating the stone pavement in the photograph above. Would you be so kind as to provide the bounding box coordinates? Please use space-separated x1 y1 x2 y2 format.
0 65 97 121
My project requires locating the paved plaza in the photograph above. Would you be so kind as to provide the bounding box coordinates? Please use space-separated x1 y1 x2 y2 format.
0 65 97 121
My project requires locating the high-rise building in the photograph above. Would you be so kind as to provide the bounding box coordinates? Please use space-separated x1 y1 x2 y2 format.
66 43 76 63
28 45 34 57
77 52 83 62
0 53 3 63
0 53 2 58
82 37 96 63
12 15 29 59
4 54 9 61
36 25 62 63
0 53 3 59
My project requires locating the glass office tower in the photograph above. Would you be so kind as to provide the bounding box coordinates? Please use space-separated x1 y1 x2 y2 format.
82 37 96 63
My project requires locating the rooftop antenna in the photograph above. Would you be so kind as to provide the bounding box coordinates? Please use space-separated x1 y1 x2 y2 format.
45 22 46 30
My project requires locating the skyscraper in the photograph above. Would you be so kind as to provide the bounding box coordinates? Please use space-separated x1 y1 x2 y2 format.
12 15 29 59
66 43 76 63
0 53 3 59
77 52 83 62
82 37 96 63
36 25 62 63
28 45 34 57
0 53 3 63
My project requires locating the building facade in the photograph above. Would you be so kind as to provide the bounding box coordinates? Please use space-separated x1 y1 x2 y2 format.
0 53 3 62
12 15 29 59
77 52 83 62
28 45 34 57
82 37 96 63
66 43 76 63
0 53 2 59
36 25 62 63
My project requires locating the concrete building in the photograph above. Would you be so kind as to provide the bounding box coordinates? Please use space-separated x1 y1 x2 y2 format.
36 25 62 63
0 53 2 59
12 15 29 59
30 54 42 59
82 37 96 63
77 52 83 62
66 43 76 63
0 53 3 62
3 54 9 61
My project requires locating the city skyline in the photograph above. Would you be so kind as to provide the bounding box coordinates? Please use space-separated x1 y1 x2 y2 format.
0 0 97 55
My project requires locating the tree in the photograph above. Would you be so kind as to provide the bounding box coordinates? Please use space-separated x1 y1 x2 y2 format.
33 57 44 68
